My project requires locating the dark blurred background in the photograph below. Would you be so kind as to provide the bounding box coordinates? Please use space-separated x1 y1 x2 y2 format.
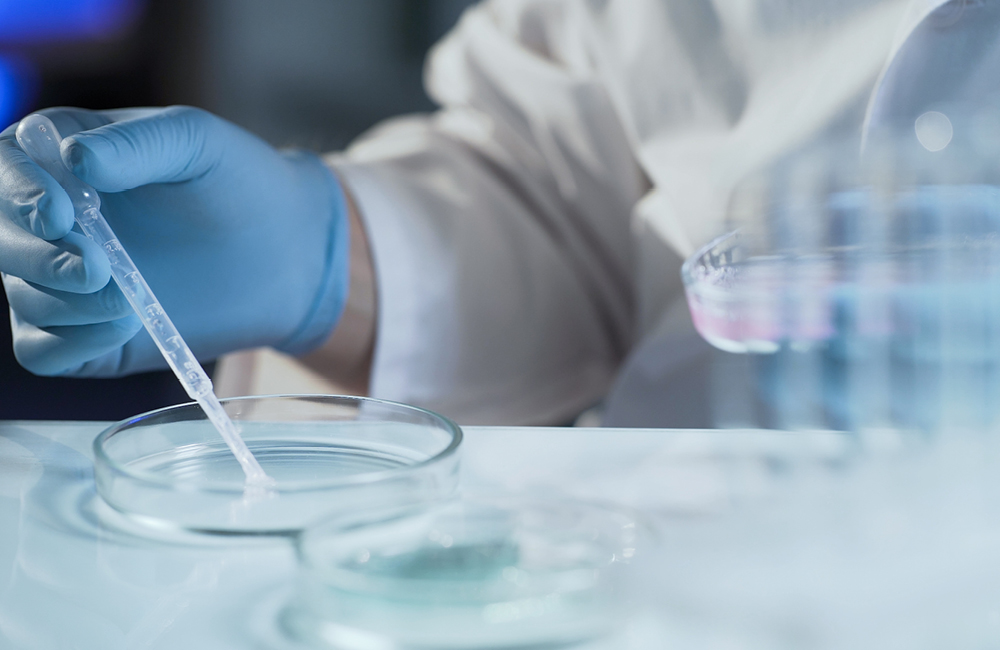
0 0 476 420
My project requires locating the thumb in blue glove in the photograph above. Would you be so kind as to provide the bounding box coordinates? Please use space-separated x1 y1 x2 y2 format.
0 106 349 376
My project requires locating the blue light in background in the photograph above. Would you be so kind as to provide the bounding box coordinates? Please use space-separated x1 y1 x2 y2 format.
0 0 143 127
0 60 14 126
0 57 36 129
0 0 142 43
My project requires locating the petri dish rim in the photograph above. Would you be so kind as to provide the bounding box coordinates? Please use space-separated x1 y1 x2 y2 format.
286 496 647 649
295 495 647 594
681 229 740 288
93 394 463 494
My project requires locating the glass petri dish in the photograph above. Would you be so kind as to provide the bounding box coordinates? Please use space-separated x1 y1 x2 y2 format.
283 497 643 649
93 395 462 535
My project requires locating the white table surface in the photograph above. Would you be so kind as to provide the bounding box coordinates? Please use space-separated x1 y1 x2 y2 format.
0 422 847 649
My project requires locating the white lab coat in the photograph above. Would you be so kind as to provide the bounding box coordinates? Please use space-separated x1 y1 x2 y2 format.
245 0 968 425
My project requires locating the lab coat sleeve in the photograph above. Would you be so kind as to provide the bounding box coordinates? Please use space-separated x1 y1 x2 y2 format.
328 1 649 425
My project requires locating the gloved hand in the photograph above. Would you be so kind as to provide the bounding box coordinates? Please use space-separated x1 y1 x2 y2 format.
0 106 349 377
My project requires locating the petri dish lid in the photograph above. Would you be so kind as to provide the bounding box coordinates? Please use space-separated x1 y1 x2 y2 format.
285 496 646 649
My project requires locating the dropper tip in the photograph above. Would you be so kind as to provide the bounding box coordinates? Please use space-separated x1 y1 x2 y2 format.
242 473 278 502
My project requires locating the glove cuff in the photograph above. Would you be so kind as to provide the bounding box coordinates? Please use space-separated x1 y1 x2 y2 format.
275 152 351 356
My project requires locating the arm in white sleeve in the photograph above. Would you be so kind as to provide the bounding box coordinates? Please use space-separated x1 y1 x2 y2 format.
327 1 649 425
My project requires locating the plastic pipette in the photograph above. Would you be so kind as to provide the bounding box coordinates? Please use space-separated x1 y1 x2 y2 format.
16 114 274 488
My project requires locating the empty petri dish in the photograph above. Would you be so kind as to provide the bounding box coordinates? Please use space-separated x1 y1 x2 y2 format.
283 497 643 649
93 395 462 534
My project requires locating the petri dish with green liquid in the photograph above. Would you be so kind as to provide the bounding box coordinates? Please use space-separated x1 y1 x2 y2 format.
284 496 645 649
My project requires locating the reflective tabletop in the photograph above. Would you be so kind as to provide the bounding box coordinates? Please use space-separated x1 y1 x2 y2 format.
0 422 847 649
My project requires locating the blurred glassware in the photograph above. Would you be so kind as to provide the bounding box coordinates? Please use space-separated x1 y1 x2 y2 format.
685 111 1000 436
283 496 646 649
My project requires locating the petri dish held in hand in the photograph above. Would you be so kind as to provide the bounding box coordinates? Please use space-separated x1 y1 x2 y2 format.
284 497 644 649
93 395 462 535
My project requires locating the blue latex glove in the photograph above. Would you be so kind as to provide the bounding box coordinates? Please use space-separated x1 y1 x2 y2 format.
0 106 349 376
